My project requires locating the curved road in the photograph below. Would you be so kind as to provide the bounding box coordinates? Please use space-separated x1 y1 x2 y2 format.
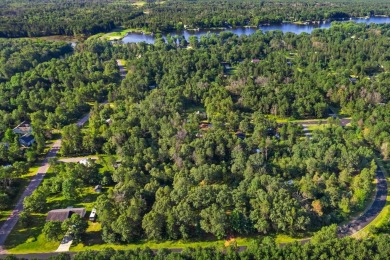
338 165 387 237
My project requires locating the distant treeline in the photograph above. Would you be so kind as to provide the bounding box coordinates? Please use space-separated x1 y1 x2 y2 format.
1 0 390 37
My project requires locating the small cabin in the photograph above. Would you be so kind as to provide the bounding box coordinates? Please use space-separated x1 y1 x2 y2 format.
89 208 97 221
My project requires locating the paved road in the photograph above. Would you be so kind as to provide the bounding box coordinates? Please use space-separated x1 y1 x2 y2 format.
77 100 108 127
0 140 61 253
58 156 98 163
116 59 127 78
55 234 73 252
338 166 388 237
295 118 351 127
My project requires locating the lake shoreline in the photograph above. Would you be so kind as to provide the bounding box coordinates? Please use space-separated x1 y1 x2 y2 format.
115 16 390 44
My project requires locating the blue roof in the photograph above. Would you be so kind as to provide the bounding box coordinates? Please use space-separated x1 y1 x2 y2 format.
20 135 34 143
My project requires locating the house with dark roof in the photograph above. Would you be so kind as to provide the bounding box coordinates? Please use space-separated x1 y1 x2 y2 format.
349 77 357 84
46 208 86 222
19 134 34 147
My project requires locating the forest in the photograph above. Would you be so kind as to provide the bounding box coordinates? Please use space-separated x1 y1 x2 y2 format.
0 20 388 250
1 0 390 37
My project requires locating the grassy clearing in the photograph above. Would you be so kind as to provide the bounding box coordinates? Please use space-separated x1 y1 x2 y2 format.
0 210 12 226
71 233 305 252
131 1 146 6
265 115 290 123
101 27 152 41
226 68 237 76
275 234 305 244
71 236 258 252
306 124 329 131
351 158 390 239
117 59 127 66
184 104 206 115
6 213 59 253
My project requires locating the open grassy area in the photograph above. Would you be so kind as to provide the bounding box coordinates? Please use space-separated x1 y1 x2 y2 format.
71 232 305 252
100 27 152 41
71 236 261 252
275 234 306 244
0 210 12 227
306 124 329 131
131 1 146 6
6 213 59 254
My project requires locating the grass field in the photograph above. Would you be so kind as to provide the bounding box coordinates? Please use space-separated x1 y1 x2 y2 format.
70 232 306 252
0 210 12 227
71 235 287 252
131 1 146 6
306 124 329 131
101 27 152 41
6 213 59 253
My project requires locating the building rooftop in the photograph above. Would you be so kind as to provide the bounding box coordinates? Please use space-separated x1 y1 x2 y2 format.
46 208 86 222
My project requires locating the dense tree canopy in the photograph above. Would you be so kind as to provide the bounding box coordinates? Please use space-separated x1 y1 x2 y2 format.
1 19 390 247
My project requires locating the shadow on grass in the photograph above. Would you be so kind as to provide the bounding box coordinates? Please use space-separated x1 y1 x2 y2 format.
5 214 46 248
82 230 104 246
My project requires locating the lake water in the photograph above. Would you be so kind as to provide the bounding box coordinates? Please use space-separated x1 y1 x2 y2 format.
120 17 390 44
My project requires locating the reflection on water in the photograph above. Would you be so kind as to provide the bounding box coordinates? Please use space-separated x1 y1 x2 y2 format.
120 17 390 44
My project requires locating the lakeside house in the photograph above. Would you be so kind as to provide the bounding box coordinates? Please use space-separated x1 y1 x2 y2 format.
46 208 86 222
